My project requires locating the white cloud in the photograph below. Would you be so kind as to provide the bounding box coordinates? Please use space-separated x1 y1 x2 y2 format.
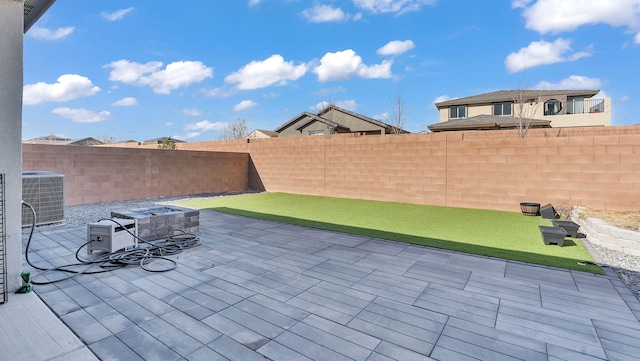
105 60 213 94
313 49 393 81
182 108 202 116
517 0 640 43
313 99 358 111
302 5 346 23
102 7 135 21
313 102 331 111
52 107 110 123
505 38 592 73
28 26 74 40
377 40 415 55
353 0 436 15
511 0 534 8
248 0 261 7
233 100 258 111
182 132 201 139
535 75 603 90
225 54 307 90
374 112 390 121
335 99 358 110
23 74 100 105
200 87 235 98
112 97 138 107
164 122 174 126
593 91 608 99
433 95 453 104
620 95 630 103
184 120 227 132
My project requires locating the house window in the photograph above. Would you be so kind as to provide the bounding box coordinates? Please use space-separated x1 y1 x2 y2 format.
450 105 466 119
493 102 512 116
566 97 584 114
308 130 324 136
544 99 562 116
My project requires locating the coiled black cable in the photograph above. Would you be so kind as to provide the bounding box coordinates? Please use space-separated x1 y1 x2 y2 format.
22 201 201 285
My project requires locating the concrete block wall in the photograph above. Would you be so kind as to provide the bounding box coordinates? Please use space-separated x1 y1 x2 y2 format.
22 144 249 206
179 125 640 213
21 125 640 212
573 208 640 257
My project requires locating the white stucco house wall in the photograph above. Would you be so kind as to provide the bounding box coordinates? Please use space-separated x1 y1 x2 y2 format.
0 0 55 301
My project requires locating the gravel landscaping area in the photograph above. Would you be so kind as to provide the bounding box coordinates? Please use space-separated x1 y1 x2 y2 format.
31 195 640 302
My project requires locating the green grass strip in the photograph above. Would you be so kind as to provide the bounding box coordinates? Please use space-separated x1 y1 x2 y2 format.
179 192 601 273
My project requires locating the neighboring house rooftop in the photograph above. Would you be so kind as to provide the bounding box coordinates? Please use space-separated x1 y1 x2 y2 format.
435 89 600 108
247 129 278 139
275 105 409 136
428 114 551 132
23 136 105 145
317 105 401 132
142 137 185 145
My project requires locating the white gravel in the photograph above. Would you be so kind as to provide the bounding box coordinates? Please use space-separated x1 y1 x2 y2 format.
34 194 227 229
33 195 640 302
586 241 640 302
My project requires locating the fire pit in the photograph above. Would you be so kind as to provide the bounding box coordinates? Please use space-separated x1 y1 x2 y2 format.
110 205 199 241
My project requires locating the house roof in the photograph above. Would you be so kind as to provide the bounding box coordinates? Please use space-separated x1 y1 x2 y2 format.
318 105 390 129
67 137 105 145
25 135 71 143
434 90 600 108
275 105 410 134
275 111 349 133
249 129 278 138
24 0 57 33
295 112 353 132
23 136 105 145
143 137 185 145
427 114 551 132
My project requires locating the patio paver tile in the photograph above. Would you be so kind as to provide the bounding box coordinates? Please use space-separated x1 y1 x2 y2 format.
88 335 144 361
22 210 640 361
115 325 182 361
138 316 204 357
207 335 269 361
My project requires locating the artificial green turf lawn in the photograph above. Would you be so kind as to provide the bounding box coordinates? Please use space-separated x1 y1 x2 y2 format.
179 192 601 273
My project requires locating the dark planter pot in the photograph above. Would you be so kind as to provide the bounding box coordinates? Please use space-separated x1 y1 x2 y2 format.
551 220 580 238
539 225 567 246
520 202 540 216
540 204 559 219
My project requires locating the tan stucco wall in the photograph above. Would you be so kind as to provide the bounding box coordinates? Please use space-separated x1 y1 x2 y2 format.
323 109 385 134
468 104 492 118
278 122 305 137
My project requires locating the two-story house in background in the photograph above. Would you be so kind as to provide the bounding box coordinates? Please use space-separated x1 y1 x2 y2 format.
429 89 611 132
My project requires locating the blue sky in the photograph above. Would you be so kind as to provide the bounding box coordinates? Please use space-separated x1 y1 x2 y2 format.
22 0 640 142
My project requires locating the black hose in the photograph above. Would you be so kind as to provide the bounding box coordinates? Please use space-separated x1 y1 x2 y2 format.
21 202 200 285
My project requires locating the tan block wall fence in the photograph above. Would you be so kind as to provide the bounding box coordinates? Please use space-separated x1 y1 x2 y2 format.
179 126 640 213
22 144 248 206
22 125 640 211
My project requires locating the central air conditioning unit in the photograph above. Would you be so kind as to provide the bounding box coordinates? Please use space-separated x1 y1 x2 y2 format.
21 171 65 226
87 218 138 255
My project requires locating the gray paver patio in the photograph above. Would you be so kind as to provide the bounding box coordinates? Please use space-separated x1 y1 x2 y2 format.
21 209 640 360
